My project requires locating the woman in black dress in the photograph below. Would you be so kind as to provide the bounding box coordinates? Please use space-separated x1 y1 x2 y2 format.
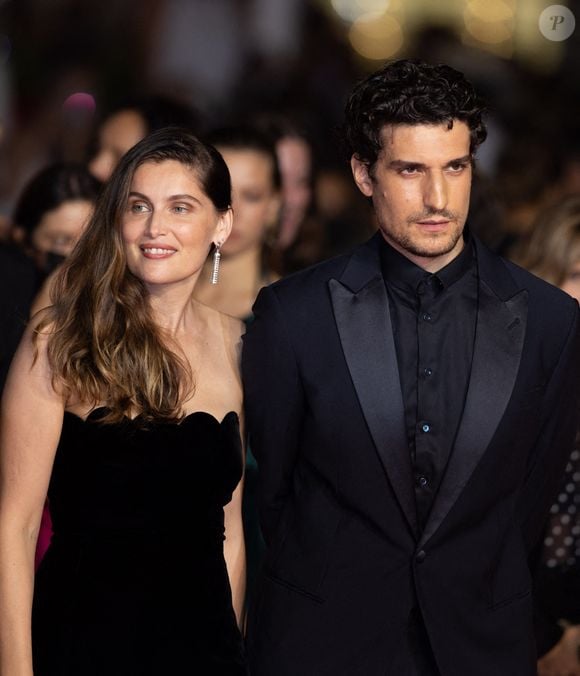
0 129 247 675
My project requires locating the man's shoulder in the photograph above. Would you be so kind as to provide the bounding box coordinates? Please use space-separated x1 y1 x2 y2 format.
500 255 577 312
268 248 359 302
481 247 579 347
476 238 575 307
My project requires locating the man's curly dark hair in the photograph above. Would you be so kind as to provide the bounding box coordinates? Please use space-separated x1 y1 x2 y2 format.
343 59 487 167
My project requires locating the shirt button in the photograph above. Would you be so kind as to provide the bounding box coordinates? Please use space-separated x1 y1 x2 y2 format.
416 475 429 488
421 312 432 322
416 549 427 563
423 367 433 377
421 423 431 433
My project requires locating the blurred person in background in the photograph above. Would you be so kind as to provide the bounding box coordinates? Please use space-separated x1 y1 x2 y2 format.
89 94 202 184
195 126 281 318
315 160 376 259
256 113 327 274
12 163 100 280
513 196 580 676
194 125 281 620
275 126 312 252
494 114 580 257
1 163 99 396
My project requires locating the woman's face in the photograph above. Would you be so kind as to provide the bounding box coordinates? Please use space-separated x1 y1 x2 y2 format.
121 159 231 292
218 148 280 258
32 199 94 257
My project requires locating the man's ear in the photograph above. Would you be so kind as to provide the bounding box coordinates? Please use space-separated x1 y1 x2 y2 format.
350 156 374 197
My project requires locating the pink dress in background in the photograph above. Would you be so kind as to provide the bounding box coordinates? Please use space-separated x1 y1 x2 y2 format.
35 502 52 569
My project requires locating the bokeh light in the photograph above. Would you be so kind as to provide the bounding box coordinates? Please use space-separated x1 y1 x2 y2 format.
464 15 514 44
62 92 97 127
465 0 515 23
463 0 515 50
331 0 391 23
62 92 96 114
349 13 404 60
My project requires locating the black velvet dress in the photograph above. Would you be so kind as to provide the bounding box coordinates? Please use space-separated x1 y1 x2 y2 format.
32 408 247 675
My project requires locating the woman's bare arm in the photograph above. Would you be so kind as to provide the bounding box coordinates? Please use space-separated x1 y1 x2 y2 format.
223 473 246 631
0 323 64 675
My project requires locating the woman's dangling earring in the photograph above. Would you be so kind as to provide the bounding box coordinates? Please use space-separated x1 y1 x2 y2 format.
210 242 222 285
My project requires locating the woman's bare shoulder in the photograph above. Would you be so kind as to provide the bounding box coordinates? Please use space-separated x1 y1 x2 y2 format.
19 309 53 360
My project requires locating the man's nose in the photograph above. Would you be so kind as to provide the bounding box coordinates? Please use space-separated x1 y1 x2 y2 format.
423 172 448 212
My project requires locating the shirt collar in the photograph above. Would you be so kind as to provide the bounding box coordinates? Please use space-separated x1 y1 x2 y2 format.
379 230 474 296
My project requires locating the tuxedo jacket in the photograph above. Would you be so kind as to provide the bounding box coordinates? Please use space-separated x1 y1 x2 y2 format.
242 232 580 676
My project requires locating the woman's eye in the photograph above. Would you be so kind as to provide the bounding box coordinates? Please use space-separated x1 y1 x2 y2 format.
130 202 149 213
173 205 188 214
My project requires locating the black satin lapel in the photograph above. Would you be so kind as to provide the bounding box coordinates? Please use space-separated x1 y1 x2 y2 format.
329 277 418 536
419 285 528 547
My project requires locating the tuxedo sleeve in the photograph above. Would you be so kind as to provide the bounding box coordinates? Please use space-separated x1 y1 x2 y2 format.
242 285 305 546
517 303 580 553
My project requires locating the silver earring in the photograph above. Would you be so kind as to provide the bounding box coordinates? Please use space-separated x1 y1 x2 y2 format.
210 242 222 285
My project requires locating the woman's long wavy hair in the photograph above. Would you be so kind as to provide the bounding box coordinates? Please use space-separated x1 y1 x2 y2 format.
34 128 231 424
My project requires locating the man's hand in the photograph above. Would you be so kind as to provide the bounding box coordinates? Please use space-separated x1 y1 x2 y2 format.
538 625 580 676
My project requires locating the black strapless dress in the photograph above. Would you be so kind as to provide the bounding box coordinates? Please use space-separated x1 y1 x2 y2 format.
32 408 247 675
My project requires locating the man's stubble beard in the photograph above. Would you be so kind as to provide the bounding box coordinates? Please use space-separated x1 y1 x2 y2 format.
394 225 464 260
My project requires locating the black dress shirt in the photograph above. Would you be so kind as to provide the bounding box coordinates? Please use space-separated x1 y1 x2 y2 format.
380 236 478 531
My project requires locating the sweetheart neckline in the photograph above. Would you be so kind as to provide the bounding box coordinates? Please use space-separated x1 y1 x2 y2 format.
63 408 239 426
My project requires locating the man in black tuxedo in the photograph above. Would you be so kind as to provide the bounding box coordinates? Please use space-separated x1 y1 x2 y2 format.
242 60 580 675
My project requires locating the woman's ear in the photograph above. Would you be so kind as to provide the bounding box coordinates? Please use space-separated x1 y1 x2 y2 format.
215 207 233 246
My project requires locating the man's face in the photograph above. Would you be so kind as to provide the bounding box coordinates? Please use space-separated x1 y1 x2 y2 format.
351 121 472 271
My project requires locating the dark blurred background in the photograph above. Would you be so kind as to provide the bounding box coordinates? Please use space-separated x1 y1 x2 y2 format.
0 0 579 250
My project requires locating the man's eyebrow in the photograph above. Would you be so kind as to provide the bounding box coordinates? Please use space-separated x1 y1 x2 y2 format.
444 154 472 166
388 160 425 170
387 155 472 170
